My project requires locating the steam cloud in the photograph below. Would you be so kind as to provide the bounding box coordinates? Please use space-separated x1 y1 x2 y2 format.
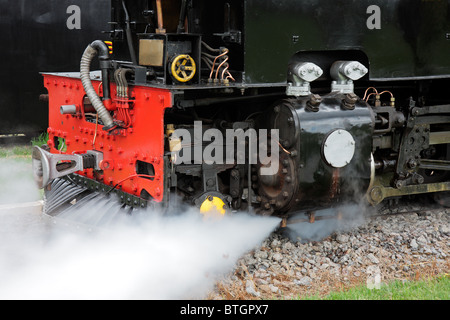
0 158 41 205
0 157 370 299
283 204 371 242
0 159 280 299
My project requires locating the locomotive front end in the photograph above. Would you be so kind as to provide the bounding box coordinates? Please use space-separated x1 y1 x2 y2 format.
32 0 450 224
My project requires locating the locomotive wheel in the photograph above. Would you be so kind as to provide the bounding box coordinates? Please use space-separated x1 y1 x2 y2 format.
257 151 297 214
170 54 196 83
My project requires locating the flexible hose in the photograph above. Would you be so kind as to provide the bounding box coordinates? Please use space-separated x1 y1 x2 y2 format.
91 40 111 100
80 41 115 130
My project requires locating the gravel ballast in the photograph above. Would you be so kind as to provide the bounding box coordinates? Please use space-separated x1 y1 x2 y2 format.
209 205 450 299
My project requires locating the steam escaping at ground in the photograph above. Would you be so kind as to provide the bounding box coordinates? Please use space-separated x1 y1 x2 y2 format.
0 157 368 298
0 194 280 300
0 158 41 205
283 203 371 242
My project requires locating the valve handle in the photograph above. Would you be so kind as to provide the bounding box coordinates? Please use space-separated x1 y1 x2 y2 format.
170 54 196 83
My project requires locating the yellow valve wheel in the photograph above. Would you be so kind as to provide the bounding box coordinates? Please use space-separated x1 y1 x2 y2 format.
170 54 196 83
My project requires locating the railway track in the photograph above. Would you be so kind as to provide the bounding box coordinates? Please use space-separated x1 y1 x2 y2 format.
40 174 450 240
280 193 449 230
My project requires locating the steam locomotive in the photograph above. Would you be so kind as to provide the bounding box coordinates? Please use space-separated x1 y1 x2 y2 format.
32 0 450 221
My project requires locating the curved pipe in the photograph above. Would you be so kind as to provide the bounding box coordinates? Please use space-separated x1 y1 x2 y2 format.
91 40 111 101
80 40 116 131
114 68 123 98
120 68 133 98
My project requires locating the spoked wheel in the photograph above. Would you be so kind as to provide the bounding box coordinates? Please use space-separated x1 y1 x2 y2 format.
169 54 196 84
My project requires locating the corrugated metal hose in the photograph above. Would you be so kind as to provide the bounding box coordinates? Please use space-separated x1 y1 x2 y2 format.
80 40 115 131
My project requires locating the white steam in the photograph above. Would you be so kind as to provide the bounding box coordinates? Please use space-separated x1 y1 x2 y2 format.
0 184 280 300
0 158 41 205
0 158 280 299
283 203 370 242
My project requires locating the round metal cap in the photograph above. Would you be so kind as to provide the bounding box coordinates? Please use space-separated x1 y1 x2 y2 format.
322 129 356 168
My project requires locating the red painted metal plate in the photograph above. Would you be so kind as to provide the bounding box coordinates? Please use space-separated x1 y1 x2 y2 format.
43 74 172 202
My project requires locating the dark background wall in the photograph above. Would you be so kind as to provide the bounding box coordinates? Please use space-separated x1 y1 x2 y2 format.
0 0 110 135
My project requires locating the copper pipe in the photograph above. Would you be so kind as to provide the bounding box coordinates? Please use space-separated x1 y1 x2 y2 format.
222 66 235 82
209 49 228 79
221 62 229 80
155 0 165 33
215 56 228 80
226 72 235 81
363 87 379 101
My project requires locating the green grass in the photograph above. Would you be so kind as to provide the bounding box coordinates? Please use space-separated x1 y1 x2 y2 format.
0 132 49 159
0 132 51 159
303 275 449 300
30 132 67 152
0 145 33 159
30 132 49 148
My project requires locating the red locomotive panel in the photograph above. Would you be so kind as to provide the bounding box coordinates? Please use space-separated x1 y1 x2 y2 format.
43 73 172 202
